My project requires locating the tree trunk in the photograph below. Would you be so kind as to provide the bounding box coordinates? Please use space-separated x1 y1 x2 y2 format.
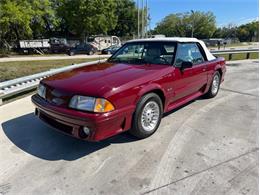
12 24 20 49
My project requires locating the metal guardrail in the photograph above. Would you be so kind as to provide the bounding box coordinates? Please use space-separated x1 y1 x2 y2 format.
0 48 259 105
211 49 259 60
0 59 106 105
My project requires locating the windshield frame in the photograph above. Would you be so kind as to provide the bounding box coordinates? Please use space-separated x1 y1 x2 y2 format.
108 41 178 66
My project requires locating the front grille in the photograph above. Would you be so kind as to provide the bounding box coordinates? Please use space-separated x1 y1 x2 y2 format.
39 112 73 135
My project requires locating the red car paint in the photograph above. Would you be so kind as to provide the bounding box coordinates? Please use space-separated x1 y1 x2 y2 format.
32 41 226 141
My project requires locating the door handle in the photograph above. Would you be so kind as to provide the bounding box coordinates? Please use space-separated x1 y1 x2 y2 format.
203 68 206 72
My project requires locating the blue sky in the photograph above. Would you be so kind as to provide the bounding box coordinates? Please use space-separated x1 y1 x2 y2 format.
145 0 259 29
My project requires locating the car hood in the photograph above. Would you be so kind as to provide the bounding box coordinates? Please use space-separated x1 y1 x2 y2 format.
42 62 169 97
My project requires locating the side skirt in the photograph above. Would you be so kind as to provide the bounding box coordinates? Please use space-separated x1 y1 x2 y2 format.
166 91 203 112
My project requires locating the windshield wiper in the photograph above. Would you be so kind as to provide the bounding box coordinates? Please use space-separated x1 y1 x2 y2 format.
108 58 122 63
109 58 149 65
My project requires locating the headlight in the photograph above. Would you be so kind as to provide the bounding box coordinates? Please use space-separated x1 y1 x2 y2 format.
69 95 115 113
37 83 46 99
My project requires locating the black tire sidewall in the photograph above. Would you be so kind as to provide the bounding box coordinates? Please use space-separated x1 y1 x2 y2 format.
131 93 163 138
207 71 221 98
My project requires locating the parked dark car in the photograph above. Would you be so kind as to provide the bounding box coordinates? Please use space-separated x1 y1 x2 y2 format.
68 43 97 56
49 38 71 53
101 45 121 54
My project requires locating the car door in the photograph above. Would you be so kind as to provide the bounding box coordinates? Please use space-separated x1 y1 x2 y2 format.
78 44 86 54
187 43 208 93
85 44 92 54
82 44 90 54
171 43 208 101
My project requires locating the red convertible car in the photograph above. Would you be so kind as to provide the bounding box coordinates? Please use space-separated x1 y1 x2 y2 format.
32 38 226 141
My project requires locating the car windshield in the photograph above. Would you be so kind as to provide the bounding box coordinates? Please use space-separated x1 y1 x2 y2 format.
108 42 176 65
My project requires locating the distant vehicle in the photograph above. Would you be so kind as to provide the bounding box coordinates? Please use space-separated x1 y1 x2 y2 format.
49 38 71 53
68 43 97 56
18 38 73 54
19 39 50 54
87 35 121 51
101 45 121 54
151 34 166 38
32 37 226 141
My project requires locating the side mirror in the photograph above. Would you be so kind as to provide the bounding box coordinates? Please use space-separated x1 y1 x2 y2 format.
180 61 193 70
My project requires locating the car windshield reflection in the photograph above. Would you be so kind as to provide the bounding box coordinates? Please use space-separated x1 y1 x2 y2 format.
108 42 177 65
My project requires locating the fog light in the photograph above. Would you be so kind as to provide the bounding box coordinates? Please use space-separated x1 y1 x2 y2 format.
83 127 90 135
79 127 90 139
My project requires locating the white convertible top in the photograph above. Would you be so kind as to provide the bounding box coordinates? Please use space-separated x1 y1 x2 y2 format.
127 37 216 61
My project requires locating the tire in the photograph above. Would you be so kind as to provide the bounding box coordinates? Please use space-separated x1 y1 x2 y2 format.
69 51 74 56
130 93 163 139
205 71 221 98
88 51 94 55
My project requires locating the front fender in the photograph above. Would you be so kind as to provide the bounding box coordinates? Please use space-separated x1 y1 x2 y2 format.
134 83 166 105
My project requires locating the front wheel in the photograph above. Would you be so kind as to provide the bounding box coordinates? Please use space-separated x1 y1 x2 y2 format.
88 51 94 55
205 71 221 98
69 51 74 56
130 93 163 139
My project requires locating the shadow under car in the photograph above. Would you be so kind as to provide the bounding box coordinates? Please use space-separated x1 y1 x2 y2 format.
2 113 138 161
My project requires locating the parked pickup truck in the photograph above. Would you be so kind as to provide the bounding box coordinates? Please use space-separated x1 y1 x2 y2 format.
32 38 226 141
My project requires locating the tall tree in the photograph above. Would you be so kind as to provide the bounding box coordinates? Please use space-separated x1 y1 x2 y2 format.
153 11 216 39
0 0 34 41
108 0 137 37
213 21 258 42
57 0 117 41
0 0 57 42
237 21 259 42
30 0 58 38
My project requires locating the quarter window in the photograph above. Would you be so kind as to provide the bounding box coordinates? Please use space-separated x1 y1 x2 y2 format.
175 43 205 67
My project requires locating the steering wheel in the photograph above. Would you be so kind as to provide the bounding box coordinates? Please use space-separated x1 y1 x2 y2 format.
184 56 193 63
152 56 169 64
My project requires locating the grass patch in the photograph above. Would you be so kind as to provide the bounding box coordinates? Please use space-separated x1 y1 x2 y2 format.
0 58 105 82
215 52 259 61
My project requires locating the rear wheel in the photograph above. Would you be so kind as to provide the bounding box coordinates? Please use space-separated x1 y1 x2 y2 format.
88 50 94 55
130 93 163 139
205 71 221 98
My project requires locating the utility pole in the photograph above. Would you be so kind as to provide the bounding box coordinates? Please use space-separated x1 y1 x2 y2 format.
141 0 144 38
145 0 148 38
137 0 148 38
137 0 140 39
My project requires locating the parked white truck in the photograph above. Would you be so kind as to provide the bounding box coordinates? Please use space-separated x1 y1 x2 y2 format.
19 39 50 54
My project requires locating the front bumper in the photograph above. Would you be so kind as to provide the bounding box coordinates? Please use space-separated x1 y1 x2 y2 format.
31 94 134 141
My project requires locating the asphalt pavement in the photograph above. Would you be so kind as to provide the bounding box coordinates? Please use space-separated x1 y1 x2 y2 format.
0 59 258 195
